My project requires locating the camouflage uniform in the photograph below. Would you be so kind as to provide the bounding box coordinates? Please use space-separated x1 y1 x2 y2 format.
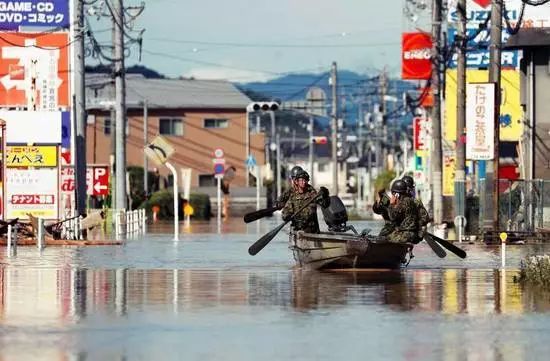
275 187 294 209
414 198 430 244
387 196 418 243
282 185 320 233
372 192 395 236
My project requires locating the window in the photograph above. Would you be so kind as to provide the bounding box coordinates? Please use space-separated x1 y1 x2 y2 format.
104 118 111 135
204 118 228 129
199 174 216 187
159 118 183 135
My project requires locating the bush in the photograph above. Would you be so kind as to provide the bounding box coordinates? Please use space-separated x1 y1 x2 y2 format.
518 255 550 288
374 170 396 193
140 189 211 220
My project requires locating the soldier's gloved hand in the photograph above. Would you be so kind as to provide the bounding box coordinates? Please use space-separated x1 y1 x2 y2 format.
317 186 330 208
282 214 292 222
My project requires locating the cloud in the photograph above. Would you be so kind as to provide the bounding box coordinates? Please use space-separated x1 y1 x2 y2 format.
183 67 278 83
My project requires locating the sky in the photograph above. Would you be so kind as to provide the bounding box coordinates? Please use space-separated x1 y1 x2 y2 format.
88 0 432 82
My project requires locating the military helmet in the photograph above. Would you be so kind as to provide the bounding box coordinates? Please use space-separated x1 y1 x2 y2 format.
402 175 415 190
295 169 310 181
290 165 304 179
390 179 408 194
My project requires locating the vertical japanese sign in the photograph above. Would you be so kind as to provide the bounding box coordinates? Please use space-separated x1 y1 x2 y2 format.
0 33 69 109
443 151 457 196
466 82 495 160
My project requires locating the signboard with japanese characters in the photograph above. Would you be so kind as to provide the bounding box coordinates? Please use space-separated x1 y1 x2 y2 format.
5 167 59 219
466 82 495 160
61 165 110 197
0 1 69 30
0 33 69 109
413 116 431 152
6 145 57 167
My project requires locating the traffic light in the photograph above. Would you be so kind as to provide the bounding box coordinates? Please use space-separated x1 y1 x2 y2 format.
246 102 279 112
311 136 328 145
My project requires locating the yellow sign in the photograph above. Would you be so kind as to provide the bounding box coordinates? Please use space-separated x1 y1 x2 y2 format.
445 69 522 142
184 204 194 216
6 145 58 167
443 151 456 196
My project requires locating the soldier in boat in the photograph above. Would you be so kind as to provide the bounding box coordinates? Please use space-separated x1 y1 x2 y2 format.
372 187 395 237
275 165 304 209
401 175 430 244
386 179 419 243
282 169 329 233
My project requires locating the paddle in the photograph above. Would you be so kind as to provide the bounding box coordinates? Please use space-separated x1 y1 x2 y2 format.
425 233 467 259
243 206 282 223
248 194 322 256
424 234 447 258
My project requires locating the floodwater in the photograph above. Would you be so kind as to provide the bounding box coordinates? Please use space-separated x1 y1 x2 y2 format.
2 217 550 361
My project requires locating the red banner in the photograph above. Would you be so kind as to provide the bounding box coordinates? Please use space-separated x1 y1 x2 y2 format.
402 32 432 80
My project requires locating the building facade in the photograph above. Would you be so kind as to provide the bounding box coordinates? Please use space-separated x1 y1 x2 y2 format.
85 74 265 188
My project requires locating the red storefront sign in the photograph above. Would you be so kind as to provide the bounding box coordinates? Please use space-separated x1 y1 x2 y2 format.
402 32 432 80
61 165 109 196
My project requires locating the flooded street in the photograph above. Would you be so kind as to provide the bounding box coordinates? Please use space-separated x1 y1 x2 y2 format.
2 218 550 360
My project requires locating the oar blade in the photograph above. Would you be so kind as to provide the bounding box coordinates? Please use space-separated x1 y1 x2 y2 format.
424 235 447 258
426 233 467 259
248 223 286 256
243 207 279 223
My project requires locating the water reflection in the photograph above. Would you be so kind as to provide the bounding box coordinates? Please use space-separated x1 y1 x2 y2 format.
2 267 550 360
2 267 550 322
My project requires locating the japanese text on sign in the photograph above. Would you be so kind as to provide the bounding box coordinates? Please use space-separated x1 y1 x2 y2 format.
6 145 57 167
11 194 54 205
0 1 69 30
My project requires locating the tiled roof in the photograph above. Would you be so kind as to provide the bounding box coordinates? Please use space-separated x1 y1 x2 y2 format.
86 74 251 110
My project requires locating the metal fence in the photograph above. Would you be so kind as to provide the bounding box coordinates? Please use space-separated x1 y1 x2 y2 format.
468 179 550 234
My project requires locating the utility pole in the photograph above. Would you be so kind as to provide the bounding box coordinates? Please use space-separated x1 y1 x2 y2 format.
114 0 127 210
309 115 314 185
380 68 388 170
331 61 339 195
143 99 148 196
431 0 443 224
74 0 87 216
455 0 467 221
486 0 502 230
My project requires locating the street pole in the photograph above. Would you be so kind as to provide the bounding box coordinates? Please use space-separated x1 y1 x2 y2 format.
143 99 148 196
245 109 250 186
431 0 444 224
331 61 339 195
455 0 467 221
485 0 502 230
114 0 127 210
74 0 87 217
276 133 281 200
380 68 388 170
309 115 314 186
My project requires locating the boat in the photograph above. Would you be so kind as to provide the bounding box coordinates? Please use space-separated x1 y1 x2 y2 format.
289 230 413 270
288 195 414 270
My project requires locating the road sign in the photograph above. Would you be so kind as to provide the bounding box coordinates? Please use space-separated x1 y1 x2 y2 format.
61 165 110 196
245 155 257 168
214 148 224 158
214 163 225 175
144 135 175 166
